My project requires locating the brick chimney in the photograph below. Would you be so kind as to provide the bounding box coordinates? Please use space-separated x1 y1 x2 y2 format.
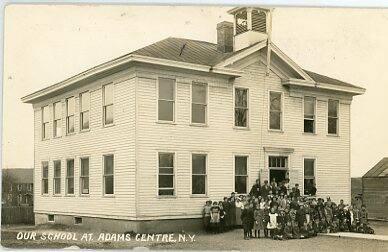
217 21 233 53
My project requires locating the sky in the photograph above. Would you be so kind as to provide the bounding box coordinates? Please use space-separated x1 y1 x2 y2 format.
3 5 388 177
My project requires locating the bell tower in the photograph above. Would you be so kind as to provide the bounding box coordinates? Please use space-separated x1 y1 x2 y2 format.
228 7 272 51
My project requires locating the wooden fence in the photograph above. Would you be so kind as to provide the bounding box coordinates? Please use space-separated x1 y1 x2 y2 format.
1 206 34 225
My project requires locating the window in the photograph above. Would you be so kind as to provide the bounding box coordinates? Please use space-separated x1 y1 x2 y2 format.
66 97 75 134
74 217 83 225
235 156 248 194
27 184 32 191
158 153 174 196
103 84 114 125
269 91 282 130
42 162 49 195
17 184 22 191
192 154 207 195
53 160 61 195
158 78 175 122
328 99 339 135
80 92 90 130
42 106 50 139
48 214 55 222
103 155 114 195
304 159 315 195
304 97 316 133
80 157 89 195
66 159 74 195
269 156 288 169
191 82 207 124
53 102 62 137
235 88 248 127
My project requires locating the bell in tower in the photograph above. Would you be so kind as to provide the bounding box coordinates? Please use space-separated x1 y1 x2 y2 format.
228 7 272 51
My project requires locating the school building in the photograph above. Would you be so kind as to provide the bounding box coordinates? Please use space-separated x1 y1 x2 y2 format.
22 7 365 232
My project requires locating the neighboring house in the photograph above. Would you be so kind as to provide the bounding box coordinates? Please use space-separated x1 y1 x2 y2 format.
362 158 388 219
2 168 34 206
22 7 365 232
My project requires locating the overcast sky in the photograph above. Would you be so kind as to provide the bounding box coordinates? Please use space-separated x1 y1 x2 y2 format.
3 5 388 177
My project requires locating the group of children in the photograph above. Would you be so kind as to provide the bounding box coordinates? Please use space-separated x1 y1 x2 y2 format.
202 180 374 240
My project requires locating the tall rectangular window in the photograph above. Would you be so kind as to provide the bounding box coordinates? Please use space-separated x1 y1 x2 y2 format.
304 97 316 133
80 157 89 195
192 154 207 195
328 99 339 135
66 159 74 195
191 82 207 124
66 97 75 134
80 91 90 130
53 102 62 137
103 84 114 125
53 160 61 195
42 162 49 195
158 153 174 196
235 88 248 127
42 106 50 139
103 155 114 195
269 91 282 130
235 156 248 194
158 78 175 122
304 159 315 195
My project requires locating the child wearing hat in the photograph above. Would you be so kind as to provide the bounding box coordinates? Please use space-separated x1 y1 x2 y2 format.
202 200 212 232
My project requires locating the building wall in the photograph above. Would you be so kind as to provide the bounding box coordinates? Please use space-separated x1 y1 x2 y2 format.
362 177 388 219
135 58 352 220
33 69 137 220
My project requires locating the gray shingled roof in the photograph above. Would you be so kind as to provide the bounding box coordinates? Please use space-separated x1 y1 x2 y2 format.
133 37 360 89
363 158 388 178
2 168 33 184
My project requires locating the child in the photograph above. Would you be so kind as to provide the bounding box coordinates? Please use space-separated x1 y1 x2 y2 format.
283 221 294 239
267 207 279 238
241 203 251 240
210 202 220 233
247 203 255 238
263 204 270 238
202 200 212 232
324 203 333 233
222 197 231 231
253 204 265 238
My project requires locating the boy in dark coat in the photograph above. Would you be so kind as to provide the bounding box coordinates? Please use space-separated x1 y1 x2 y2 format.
222 197 231 230
260 180 270 199
241 203 253 240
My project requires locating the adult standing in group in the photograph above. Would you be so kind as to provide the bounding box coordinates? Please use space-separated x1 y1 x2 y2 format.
230 192 237 229
222 197 231 230
249 179 261 198
260 180 271 199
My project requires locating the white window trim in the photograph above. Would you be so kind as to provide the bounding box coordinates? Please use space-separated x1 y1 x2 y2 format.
190 82 209 126
156 151 177 198
65 158 75 196
156 77 177 124
268 90 284 132
233 154 249 195
302 157 317 196
53 160 62 196
102 153 115 197
302 96 317 134
233 86 250 129
79 156 90 196
79 91 90 132
65 97 75 135
327 99 340 136
102 83 114 127
190 152 208 197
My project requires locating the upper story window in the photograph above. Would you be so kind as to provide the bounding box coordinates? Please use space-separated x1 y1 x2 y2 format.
42 161 49 195
158 78 175 122
80 91 90 130
328 99 339 135
66 97 75 134
269 91 282 130
235 88 248 127
191 82 207 124
42 106 50 140
66 159 74 195
53 102 62 137
158 152 175 196
304 96 316 133
103 84 114 126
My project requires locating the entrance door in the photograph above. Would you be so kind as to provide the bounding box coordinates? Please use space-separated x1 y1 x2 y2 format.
269 169 286 184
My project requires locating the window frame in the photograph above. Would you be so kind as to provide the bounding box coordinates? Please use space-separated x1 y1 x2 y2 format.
42 105 50 140
65 158 75 195
53 101 62 138
157 152 176 197
17 184 22 191
102 84 114 126
53 160 62 195
103 154 114 196
190 152 208 196
41 161 49 195
268 91 283 131
190 82 208 125
234 154 249 195
66 97 75 135
157 78 176 123
327 99 340 136
303 96 316 134
80 91 90 131
79 157 90 195
234 87 249 128
303 157 316 196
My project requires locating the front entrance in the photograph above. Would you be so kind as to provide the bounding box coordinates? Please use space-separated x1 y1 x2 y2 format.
269 169 287 184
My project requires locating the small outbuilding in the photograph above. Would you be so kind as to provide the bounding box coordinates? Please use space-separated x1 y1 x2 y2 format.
362 157 388 219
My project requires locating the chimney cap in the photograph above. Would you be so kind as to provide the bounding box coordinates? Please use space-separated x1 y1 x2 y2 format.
217 21 233 29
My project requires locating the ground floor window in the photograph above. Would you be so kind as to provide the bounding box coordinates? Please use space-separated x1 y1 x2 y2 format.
53 160 61 195
235 156 248 194
80 157 90 195
192 154 207 195
103 155 114 195
304 158 316 195
42 161 49 195
66 159 74 195
158 152 175 196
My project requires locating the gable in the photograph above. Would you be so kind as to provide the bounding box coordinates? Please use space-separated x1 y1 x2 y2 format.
363 158 388 177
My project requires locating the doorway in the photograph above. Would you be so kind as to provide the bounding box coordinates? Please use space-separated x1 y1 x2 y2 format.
269 169 287 184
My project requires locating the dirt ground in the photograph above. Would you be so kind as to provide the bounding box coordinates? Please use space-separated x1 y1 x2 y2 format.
1 221 388 250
